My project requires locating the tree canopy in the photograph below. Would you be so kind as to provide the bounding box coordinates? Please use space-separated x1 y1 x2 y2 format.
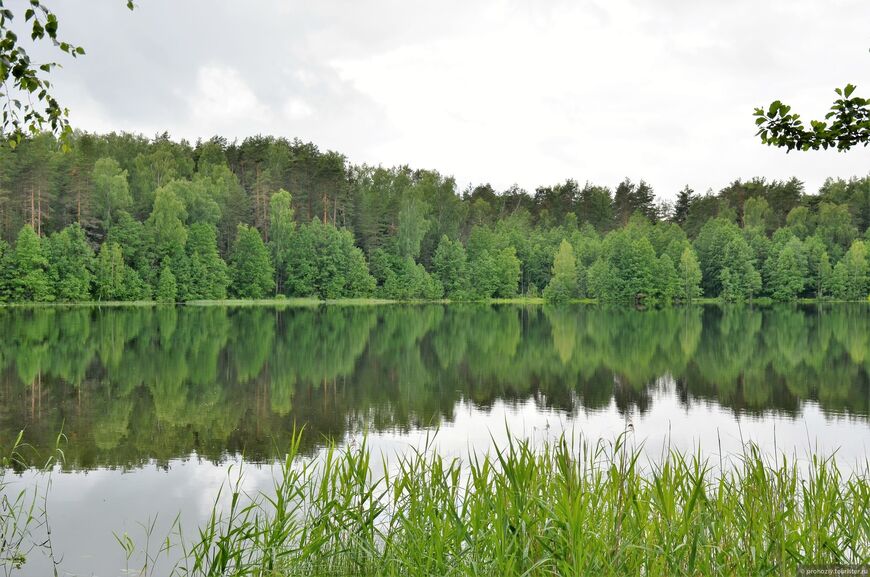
0 131 867 305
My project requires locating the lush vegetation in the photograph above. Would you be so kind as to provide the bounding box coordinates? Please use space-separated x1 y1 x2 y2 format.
755 83 869 152
113 431 869 577
0 133 868 305
2 304 867 469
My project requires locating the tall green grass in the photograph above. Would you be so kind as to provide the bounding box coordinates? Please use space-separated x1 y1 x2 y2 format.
0 430 63 576
124 432 869 577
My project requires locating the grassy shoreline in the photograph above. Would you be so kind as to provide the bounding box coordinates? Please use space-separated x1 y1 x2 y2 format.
116 432 869 577
0 296 868 308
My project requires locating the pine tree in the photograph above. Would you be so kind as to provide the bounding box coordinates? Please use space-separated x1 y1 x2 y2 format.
672 186 694 226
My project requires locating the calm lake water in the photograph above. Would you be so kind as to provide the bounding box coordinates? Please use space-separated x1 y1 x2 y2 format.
1 304 868 576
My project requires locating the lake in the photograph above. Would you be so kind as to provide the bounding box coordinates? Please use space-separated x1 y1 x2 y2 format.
1 303 868 576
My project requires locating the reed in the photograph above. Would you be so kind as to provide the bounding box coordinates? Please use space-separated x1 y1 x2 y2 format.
127 431 869 577
0 430 63 576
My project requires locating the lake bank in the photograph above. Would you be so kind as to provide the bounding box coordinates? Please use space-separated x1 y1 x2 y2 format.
0 296 868 308
8 431 867 577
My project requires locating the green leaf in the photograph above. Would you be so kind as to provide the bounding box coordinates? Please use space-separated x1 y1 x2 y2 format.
768 101 781 117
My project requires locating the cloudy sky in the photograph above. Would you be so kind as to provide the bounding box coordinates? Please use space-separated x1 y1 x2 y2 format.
35 0 870 199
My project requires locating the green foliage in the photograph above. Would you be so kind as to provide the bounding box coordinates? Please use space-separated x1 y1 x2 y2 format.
589 225 656 303
543 240 578 302
147 183 188 259
768 236 807 301
613 178 656 225
817 202 857 261
229 224 274 299
381 255 443 300
395 197 430 260
268 189 295 294
742 196 771 231
804 235 831 298
469 245 520 299
156 261 178 303
92 157 132 230
829 240 868 300
12 224 52 301
785 206 813 238
653 253 680 304
694 218 761 300
672 185 694 226
97 242 149 301
433 235 469 299
677 246 702 301
283 219 375 299
186 223 229 300
0 1 132 147
1 130 869 305
94 242 125 300
135 431 869 577
719 236 762 302
754 84 869 151
0 239 11 301
166 177 222 226
45 223 94 301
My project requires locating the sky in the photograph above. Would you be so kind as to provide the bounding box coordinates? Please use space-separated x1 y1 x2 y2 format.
31 0 870 200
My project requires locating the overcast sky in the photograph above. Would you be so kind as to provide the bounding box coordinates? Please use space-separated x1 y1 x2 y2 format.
36 0 870 199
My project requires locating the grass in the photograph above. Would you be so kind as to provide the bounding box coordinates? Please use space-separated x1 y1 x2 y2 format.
2 296 869 309
121 431 869 577
0 431 63 575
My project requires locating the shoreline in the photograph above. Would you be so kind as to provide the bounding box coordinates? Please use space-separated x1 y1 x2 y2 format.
0 296 868 308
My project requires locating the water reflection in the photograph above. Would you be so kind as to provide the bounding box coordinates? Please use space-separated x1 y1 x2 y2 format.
0 304 867 470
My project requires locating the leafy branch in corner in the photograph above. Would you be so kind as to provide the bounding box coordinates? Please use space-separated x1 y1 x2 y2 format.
754 83 870 152
0 0 134 150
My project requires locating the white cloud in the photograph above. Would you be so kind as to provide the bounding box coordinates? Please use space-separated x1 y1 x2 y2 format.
283 97 314 120
187 65 272 126
42 0 870 197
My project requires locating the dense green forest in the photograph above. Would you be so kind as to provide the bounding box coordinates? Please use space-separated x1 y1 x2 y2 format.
0 132 868 304
2 305 867 468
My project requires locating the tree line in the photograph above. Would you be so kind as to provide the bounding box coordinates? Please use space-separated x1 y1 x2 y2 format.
0 132 868 304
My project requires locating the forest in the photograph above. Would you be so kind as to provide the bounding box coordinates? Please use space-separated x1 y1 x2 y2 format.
0 132 868 304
